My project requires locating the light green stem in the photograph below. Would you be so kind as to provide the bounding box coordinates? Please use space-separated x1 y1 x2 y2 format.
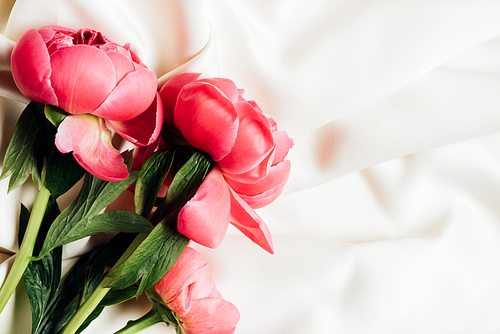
61 232 149 334
0 185 51 313
114 309 164 334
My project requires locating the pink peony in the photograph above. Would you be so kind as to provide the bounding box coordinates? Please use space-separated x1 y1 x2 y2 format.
154 247 240 334
158 73 294 253
11 26 162 181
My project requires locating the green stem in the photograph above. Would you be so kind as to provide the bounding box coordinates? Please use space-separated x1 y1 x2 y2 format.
114 309 164 334
61 232 149 334
0 184 51 313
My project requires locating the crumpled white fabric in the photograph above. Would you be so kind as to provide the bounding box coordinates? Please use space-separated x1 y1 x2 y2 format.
1 0 500 333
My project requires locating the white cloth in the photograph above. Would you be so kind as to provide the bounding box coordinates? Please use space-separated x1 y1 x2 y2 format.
2 0 500 333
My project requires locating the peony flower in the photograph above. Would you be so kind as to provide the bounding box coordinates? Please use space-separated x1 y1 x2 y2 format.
154 247 240 334
11 26 162 181
158 73 294 253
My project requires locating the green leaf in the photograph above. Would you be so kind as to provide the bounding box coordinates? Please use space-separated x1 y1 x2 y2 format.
46 210 153 253
41 234 133 333
18 198 65 334
144 288 179 326
166 151 212 205
75 305 105 334
105 218 189 297
151 150 212 223
44 104 67 127
100 286 138 306
134 149 176 217
106 151 211 297
0 101 44 192
24 246 63 334
114 296 179 333
37 171 139 259
45 148 85 199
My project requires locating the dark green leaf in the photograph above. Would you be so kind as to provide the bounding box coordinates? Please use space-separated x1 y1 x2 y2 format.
161 126 189 147
37 171 138 259
0 101 44 192
45 148 85 199
100 286 138 306
44 210 153 252
23 246 63 334
151 151 212 223
134 149 176 217
44 234 132 333
75 305 104 334
165 151 212 206
18 198 65 334
35 102 57 161
105 218 189 297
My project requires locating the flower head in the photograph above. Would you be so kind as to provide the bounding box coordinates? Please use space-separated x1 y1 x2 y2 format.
158 73 294 253
11 26 162 181
154 247 240 334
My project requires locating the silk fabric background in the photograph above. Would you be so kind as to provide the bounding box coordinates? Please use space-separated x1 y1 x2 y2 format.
1 0 500 333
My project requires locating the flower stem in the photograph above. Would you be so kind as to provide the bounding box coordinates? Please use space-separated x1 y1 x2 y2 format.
0 184 51 313
61 232 149 334
113 309 164 334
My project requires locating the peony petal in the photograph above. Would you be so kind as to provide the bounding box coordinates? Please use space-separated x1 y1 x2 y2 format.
222 148 274 185
50 45 116 114
225 160 291 208
154 247 208 305
92 67 157 121
106 92 164 146
104 50 135 83
228 187 274 253
54 114 128 181
217 101 275 175
159 72 201 128
37 27 57 43
189 270 221 301
174 82 239 161
182 299 240 334
238 180 288 209
178 167 231 249
272 130 294 166
11 29 58 105
197 78 239 102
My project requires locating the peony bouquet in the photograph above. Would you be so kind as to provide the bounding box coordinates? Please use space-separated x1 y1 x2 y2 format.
0 26 293 334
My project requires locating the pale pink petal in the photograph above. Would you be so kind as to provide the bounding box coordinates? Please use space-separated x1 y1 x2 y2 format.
189 271 221 301
50 45 116 114
11 29 58 105
217 101 275 174
272 130 294 166
92 67 157 121
174 82 239 161
182 299 240 334
104 50 135 83
54 114 128 181
178 167 230 249
197 78 239 102
167 287 193 318
154 248 208 304
228 188 274 254
159 72 201 128
225 160 291 207
106 92 164 146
